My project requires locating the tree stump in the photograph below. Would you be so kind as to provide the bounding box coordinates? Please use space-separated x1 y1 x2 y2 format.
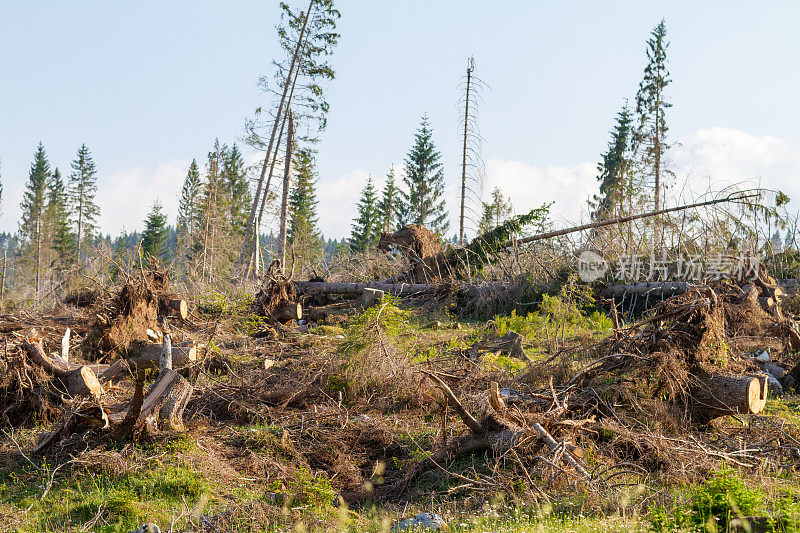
358 288 384 308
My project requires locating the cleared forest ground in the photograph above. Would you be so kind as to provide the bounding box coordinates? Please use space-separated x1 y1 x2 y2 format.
2 261 800 532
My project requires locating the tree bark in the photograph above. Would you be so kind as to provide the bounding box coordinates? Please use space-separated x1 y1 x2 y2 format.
98 342 201 383
690 373 768 421
23 336 103 398
139 369 192 433
163 298 189 320
274 301 302 322
277 110 294 268
358 288 384 308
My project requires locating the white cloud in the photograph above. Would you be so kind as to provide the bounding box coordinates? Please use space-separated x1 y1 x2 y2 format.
671 127 800 197
477 159 598 227
316 168 370 239
96 159 191 235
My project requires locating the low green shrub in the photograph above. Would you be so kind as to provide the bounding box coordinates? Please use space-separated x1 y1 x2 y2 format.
650 467 765 532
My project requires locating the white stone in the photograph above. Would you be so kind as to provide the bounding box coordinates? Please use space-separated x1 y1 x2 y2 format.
392 513 447 531
755 350 770 363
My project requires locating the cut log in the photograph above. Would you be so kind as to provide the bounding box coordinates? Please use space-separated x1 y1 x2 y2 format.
98 342 202 383
604 279 797 300
295 281 444 298
274 300 302 322
61 366 103 399
307 301 357 322
130 341 199 368
23 335 103 399
164 299 189 320
690 373 767 421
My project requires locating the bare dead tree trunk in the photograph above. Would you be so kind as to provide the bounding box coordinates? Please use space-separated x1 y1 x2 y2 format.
35 216 41 303
247 86 293 276
277 110 294 268
459 58 474 246
76 193 84 263
1 250 6 311
209 159 218 281
514 192 756 246
240 0 315 271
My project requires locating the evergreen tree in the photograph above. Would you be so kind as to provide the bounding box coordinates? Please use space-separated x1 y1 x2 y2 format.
478 187 513 234
19 143 50 297
591 103 633 221
223 144 250 232
633 19 672 211
177 159 201 238
397 116 449 234
288 148 323 267
68 143 99 261
141 201 168 259
45 168 76 269
349 176 378 252
376 166 399 234
197 140 233 279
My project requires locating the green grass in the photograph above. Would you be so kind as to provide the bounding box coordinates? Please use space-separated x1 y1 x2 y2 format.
0 460 211 532
649 466 800 532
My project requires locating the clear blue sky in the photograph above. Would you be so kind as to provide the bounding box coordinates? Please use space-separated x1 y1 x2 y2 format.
2 1 799 238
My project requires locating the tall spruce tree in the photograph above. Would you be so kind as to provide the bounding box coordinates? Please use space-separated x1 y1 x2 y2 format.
591 103 633 221
141 201 168 259
376 166 399 234
398 116 449 234
45 168 76 269
288 148 323 266
633 19 672 212
350 176 378 252
198 140 233 279
20 143 51 298
223 144 250 232
177 159 201 239
68 143 99 261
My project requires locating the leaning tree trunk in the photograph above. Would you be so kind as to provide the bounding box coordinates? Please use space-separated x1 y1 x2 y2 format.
240 0 314 271
277 110 294 268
